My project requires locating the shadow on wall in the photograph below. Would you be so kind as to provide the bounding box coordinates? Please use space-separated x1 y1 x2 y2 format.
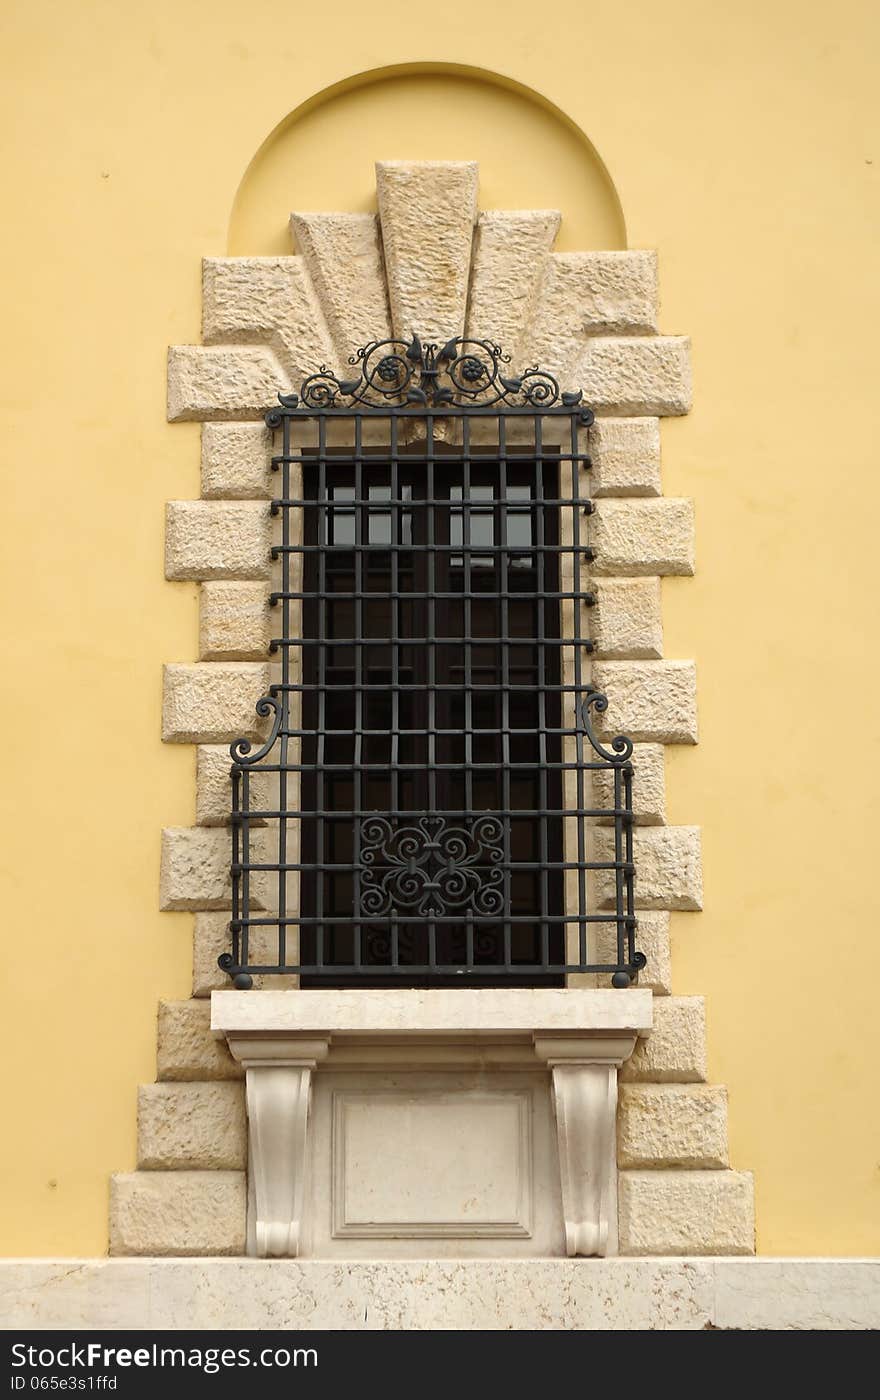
229 64 626 256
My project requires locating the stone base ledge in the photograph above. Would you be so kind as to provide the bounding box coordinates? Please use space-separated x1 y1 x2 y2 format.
1 1259 878 1331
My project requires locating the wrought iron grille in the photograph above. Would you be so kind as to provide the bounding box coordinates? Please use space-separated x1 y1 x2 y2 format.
221 336 643 989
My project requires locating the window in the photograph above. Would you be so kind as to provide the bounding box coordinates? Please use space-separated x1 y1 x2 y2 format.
225 338 640 989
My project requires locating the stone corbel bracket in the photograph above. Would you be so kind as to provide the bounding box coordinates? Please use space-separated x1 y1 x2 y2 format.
214 988 652 1259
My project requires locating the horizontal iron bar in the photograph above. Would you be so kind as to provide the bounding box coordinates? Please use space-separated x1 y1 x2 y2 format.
231 964 634 976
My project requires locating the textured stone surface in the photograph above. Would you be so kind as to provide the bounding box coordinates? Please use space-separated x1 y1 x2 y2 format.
595 825 703 910
167 345 286 422
192 911 286 996
588 417 662 497
593 742 666 825
591 659 698 744
618 1085 728 1168
377 161 477 343
593 910 672 995
201 422 273 500
5 1259 880 1331
590 498 695 576
589 576 663 658
529 253 658 384
618 1170 755 1256
157 999 243 1081
621 997 706 1083
109 1172 246 1257
712 1260 880 1330
202 256 335 385
165 500 271 581
160 826 231 911
196 744 273 826
199 581 272 659
291 212 391 363
162 663 270 744
580 337 691 416
466 210 560 358
160 826 273 911
137 1082 246 1170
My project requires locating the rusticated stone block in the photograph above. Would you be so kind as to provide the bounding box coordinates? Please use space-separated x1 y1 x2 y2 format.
589 577 663 659
165 500 271 581
529 254 659 384
162 663 270 745
377 161 477 344
618 1084 729 1168
592 742 666 825
160 826 231 911
157 1000 242 1082
591 660 698 744
167 345 286 422
467 210 560 357
201 422 273 500
202 257 336 386
137 1083 246 1170
291 212 392 363
618 1170 755 1256
199 581 272 660
192 911 289 996
621 997 706 1083
595 825 703 911
580 337 691 417
593 911 672 995
109 1171 246 1256
160 826 274 911
196 744 274 826
590 498 694 577
588 418 662 498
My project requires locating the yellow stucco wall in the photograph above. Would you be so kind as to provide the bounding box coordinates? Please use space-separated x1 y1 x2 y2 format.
1 0 878 1257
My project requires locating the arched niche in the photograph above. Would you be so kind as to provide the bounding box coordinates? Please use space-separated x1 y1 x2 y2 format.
229 64 626 255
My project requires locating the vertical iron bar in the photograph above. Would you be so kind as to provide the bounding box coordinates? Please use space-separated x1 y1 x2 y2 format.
498 414 512 974
353 413 363 972
316 416 327 974
278 414 290 971
535 415 549 972
570 412 587 971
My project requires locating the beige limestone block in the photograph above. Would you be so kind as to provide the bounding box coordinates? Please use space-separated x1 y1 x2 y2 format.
162 662 271 744
617 1084 729 1168
528 253 659 382
109 1171 246 1256
590 498 695 576
165 500 271 581
199 581 272 660
167 345 287 422
466 210 560 359
589 576 663 658
290 212 391 363
376 161 477 343
202 257 336 385
201 422 273 500
592 742 666 825
618 1170 755 1256
192 911 287 996
591 659 698 744
157 999 243 1081
595 825 703 911
581 337 691 417
621 996 706 1083
588 418 662 498
137 1082 246 1170
592 910 672 995
160 826 231 911
196 744 274 826
160 826 274 911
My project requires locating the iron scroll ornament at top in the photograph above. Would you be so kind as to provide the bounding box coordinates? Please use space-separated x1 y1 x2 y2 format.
265 333 596 419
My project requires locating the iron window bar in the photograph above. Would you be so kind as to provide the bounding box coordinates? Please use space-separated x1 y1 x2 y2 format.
220 335 643 989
